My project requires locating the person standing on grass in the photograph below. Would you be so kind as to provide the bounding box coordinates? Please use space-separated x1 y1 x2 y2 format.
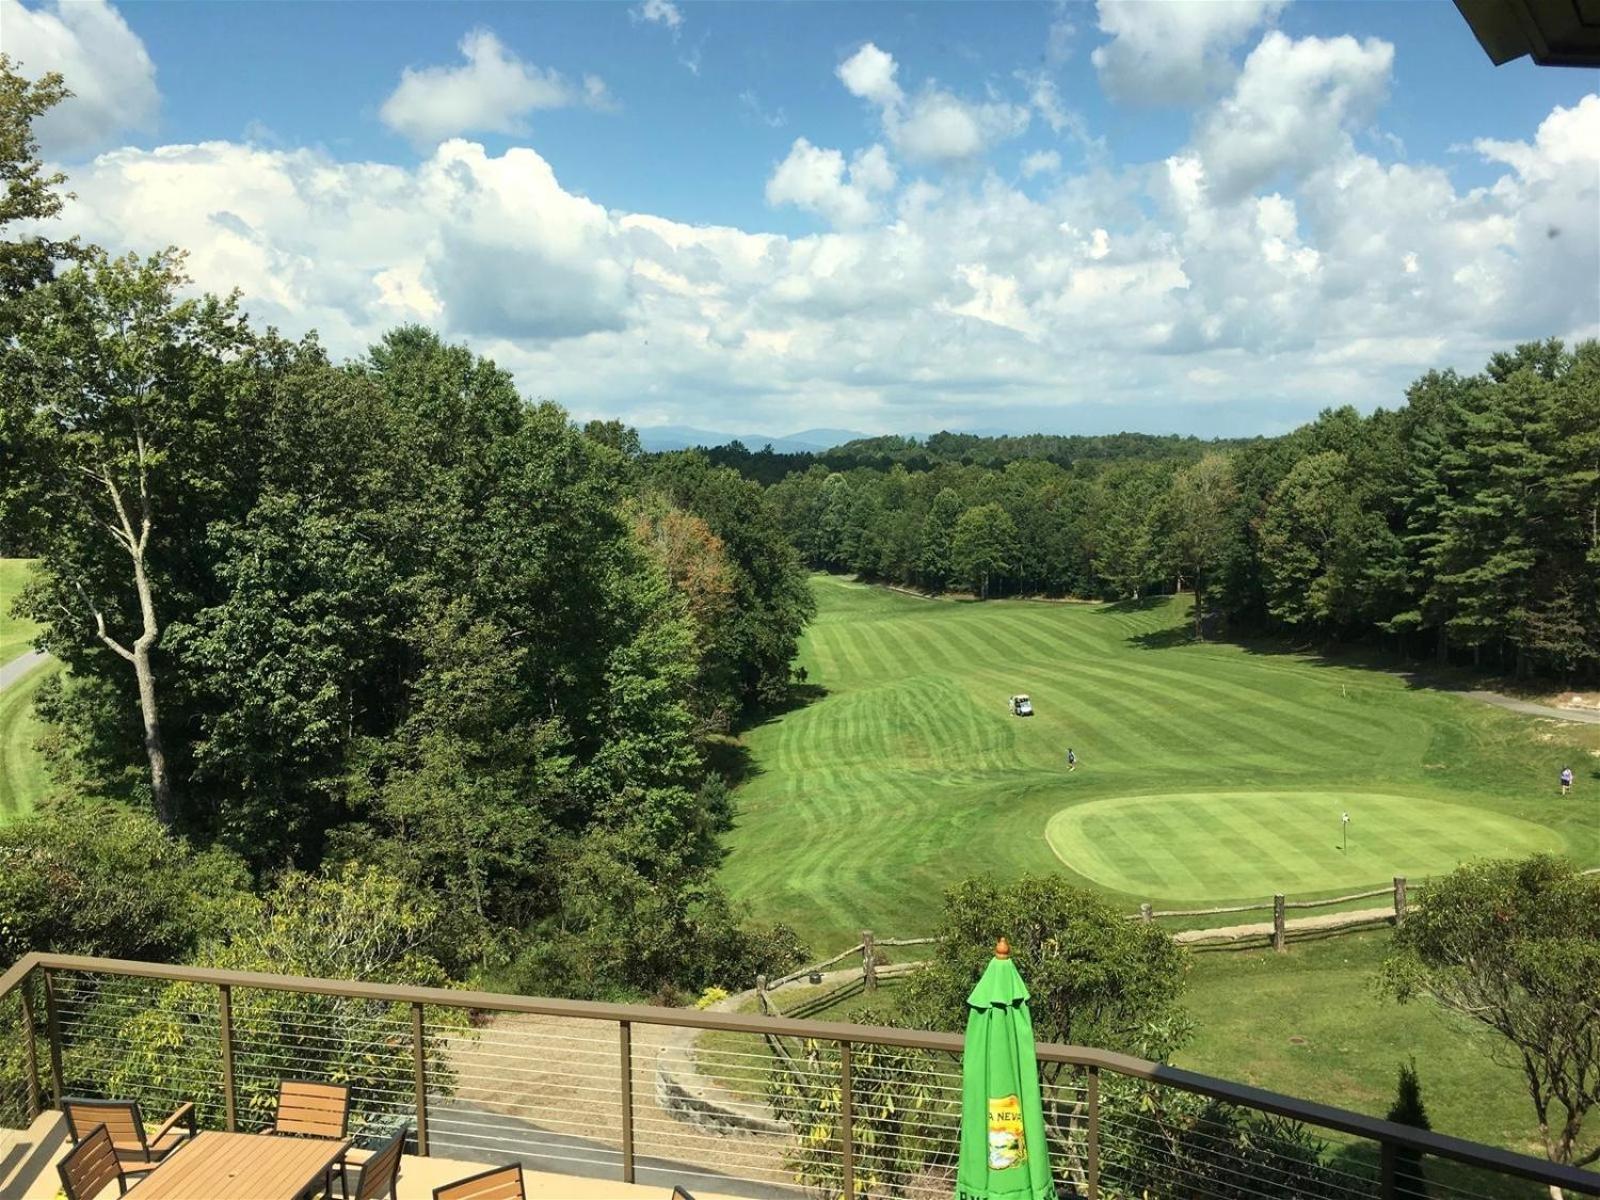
1066 748 1077 772
1560 766 1573 795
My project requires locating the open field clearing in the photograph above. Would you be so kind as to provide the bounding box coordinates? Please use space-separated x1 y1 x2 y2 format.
721 574 1599 950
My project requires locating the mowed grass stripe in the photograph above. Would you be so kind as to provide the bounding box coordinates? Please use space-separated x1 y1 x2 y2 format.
991 611 1389 760
1047 792 1566 900
722 576 1594 946
977 612 1317 764
0 660 56 822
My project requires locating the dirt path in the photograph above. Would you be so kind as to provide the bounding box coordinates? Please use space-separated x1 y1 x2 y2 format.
1173 906 1392 943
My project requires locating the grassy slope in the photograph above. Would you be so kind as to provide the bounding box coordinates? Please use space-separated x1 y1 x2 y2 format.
720 574 1599 950
0 660 56 822
0 559 52 825
1177 929 1566 1162
708 935 1572 1178
0 558 41 664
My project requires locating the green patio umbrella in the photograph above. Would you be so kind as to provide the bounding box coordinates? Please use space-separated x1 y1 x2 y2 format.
957 938 1055 1200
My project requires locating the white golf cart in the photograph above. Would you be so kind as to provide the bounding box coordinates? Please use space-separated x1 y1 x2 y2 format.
1009 694 1034 717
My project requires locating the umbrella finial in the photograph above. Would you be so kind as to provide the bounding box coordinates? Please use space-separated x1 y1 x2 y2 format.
995 936 1010 959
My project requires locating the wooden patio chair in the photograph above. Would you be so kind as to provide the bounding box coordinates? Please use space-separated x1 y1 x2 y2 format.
342 1124 407 1200
62 1096 196 1167
57 1124 137 1200
267 1079 352 1139
266 1079 353 1196
431 1162 526 1200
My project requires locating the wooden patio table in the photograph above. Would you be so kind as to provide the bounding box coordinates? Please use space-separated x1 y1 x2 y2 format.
130 1130 351 1199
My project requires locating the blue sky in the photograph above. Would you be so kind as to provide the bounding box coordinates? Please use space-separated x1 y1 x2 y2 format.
5 0 1599 437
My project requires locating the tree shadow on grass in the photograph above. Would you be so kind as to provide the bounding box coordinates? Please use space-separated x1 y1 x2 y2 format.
703 737 762 789
1126 626 1200 651
1099 595 1176 614
754 681 829 721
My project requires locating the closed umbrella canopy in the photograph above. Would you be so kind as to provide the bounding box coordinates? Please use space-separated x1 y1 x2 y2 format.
957 938 1055 1200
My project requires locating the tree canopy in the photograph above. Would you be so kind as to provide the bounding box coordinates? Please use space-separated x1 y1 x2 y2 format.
756 344 1599 676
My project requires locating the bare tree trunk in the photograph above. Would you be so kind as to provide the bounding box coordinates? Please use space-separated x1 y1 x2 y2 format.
130 559 174 826
82 442 174 828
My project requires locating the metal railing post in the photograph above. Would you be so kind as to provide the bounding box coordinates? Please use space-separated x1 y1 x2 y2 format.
839 1040 855 1200
1086 1065 1100 1200
412 1002 429 1156
219 984 237 1131
1379 1139 1397 1200
18 974 43 1120
41 969 64 1106
619 1020 635 1184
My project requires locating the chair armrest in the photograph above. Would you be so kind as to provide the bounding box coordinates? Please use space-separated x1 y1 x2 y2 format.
154 1101 197 1143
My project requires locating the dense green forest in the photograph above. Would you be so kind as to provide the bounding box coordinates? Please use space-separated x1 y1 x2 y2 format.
0 59 811 999
749 351 1600 678
701 430 1251 486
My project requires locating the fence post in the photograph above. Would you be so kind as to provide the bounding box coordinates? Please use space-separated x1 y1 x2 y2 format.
1086 1064 1100 1200
1139 902 1152 923
411 1002 429 1156
1273 894 1286 953
219 984 237 1132
18 974 43 1121
839 1040 854 1200
861 930 877 992
1378 1140 1397 1200
619 1020 635 1184
41 969 64 1106
1393 877 1407 926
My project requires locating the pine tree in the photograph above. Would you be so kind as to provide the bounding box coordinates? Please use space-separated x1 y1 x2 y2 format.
1385 1058 1431 1200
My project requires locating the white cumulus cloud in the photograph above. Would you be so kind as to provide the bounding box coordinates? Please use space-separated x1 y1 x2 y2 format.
766 139 895 227
837 43 903 108
380 28 611 146
1021 149 1061 178
1092 0 1285 105
40 73 1599 437
632 0 682 30
1 0 158 155
837 42 1029 165
1196 31 1394 202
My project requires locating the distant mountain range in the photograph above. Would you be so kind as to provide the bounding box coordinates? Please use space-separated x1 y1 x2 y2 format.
636 426 871 454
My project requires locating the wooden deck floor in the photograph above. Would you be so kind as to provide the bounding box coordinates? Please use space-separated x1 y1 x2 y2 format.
0 1113 748 1200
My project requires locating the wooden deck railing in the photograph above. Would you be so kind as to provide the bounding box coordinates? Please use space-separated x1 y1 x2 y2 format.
2 950 1597 1199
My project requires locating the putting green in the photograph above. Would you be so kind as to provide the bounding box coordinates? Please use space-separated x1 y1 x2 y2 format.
1045 791 1565 901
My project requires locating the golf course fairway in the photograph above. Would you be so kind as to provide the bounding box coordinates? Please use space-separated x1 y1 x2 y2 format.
1045 791 1564 901
719 575 1598 950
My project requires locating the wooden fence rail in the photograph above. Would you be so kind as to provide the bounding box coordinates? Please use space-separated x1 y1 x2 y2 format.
762 868 1600 996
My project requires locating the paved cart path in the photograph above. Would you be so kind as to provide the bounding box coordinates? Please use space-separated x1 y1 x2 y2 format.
1458 689 1600 725
0 651 48 693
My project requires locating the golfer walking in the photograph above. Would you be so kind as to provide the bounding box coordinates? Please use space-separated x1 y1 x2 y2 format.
1561 766 1574 795
1066 748 1077 772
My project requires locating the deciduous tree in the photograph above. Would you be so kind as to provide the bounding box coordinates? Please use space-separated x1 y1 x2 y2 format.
1381 856 1600 1172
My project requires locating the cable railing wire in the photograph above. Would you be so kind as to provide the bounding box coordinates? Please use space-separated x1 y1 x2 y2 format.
7 954 1599 1200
